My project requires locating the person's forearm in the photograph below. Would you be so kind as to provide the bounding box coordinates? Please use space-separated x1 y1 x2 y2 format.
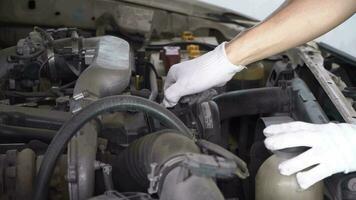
226 0 356 66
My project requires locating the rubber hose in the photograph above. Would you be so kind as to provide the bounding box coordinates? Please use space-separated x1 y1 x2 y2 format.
114 130 200 192
4 91 56 98
213 87 290 121
196 139 249 179
0 124 55 142
33 95 193 200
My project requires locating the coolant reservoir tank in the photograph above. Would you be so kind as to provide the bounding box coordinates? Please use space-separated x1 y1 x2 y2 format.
256 154 323 200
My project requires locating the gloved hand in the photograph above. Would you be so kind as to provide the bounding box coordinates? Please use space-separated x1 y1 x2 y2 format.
264 121 356 189
163 42 245 107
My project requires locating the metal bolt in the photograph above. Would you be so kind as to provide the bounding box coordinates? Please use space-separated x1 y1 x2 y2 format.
102 165 112 175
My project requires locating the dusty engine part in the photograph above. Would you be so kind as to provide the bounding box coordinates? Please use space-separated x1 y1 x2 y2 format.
166 89 222 143
73 36 132 98
196 101 222 144
0 103 70 143
159 166 224 200
0 149 68 200
256 153 324 200
3 28 49 94
36 155 69 200
67 122 98 200
0 149 36 199
68 34 132 200
3 28 82 90
157 144 248 200
114 130 200 191
290 78 329 123
196 139 249 179
266 60 295 87
0 28 80 105
34 95 194 200
114 130 225 200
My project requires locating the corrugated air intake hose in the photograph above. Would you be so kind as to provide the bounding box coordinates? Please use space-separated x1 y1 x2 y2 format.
33 95 194 200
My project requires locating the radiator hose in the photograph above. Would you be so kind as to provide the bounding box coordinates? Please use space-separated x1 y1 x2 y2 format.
33 95 193 200
213 87 290 120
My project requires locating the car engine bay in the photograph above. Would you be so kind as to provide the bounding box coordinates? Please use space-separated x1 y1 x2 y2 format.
0 1 356 200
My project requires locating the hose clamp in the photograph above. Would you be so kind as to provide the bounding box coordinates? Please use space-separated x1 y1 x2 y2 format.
71 90 98 113
147 156 186 194
147 153 238 195
147 163 160 194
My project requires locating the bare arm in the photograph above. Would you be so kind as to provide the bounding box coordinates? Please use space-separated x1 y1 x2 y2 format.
226 0 356 66
163 0 356 107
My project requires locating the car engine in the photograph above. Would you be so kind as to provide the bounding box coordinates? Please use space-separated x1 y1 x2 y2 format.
0 2 356 200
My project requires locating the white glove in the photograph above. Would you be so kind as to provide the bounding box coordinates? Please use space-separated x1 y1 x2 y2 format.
264 121 356 190
163 42 245 107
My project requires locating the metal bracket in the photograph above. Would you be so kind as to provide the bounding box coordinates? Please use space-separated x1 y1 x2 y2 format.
95 161 114 191
297 44 356 124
